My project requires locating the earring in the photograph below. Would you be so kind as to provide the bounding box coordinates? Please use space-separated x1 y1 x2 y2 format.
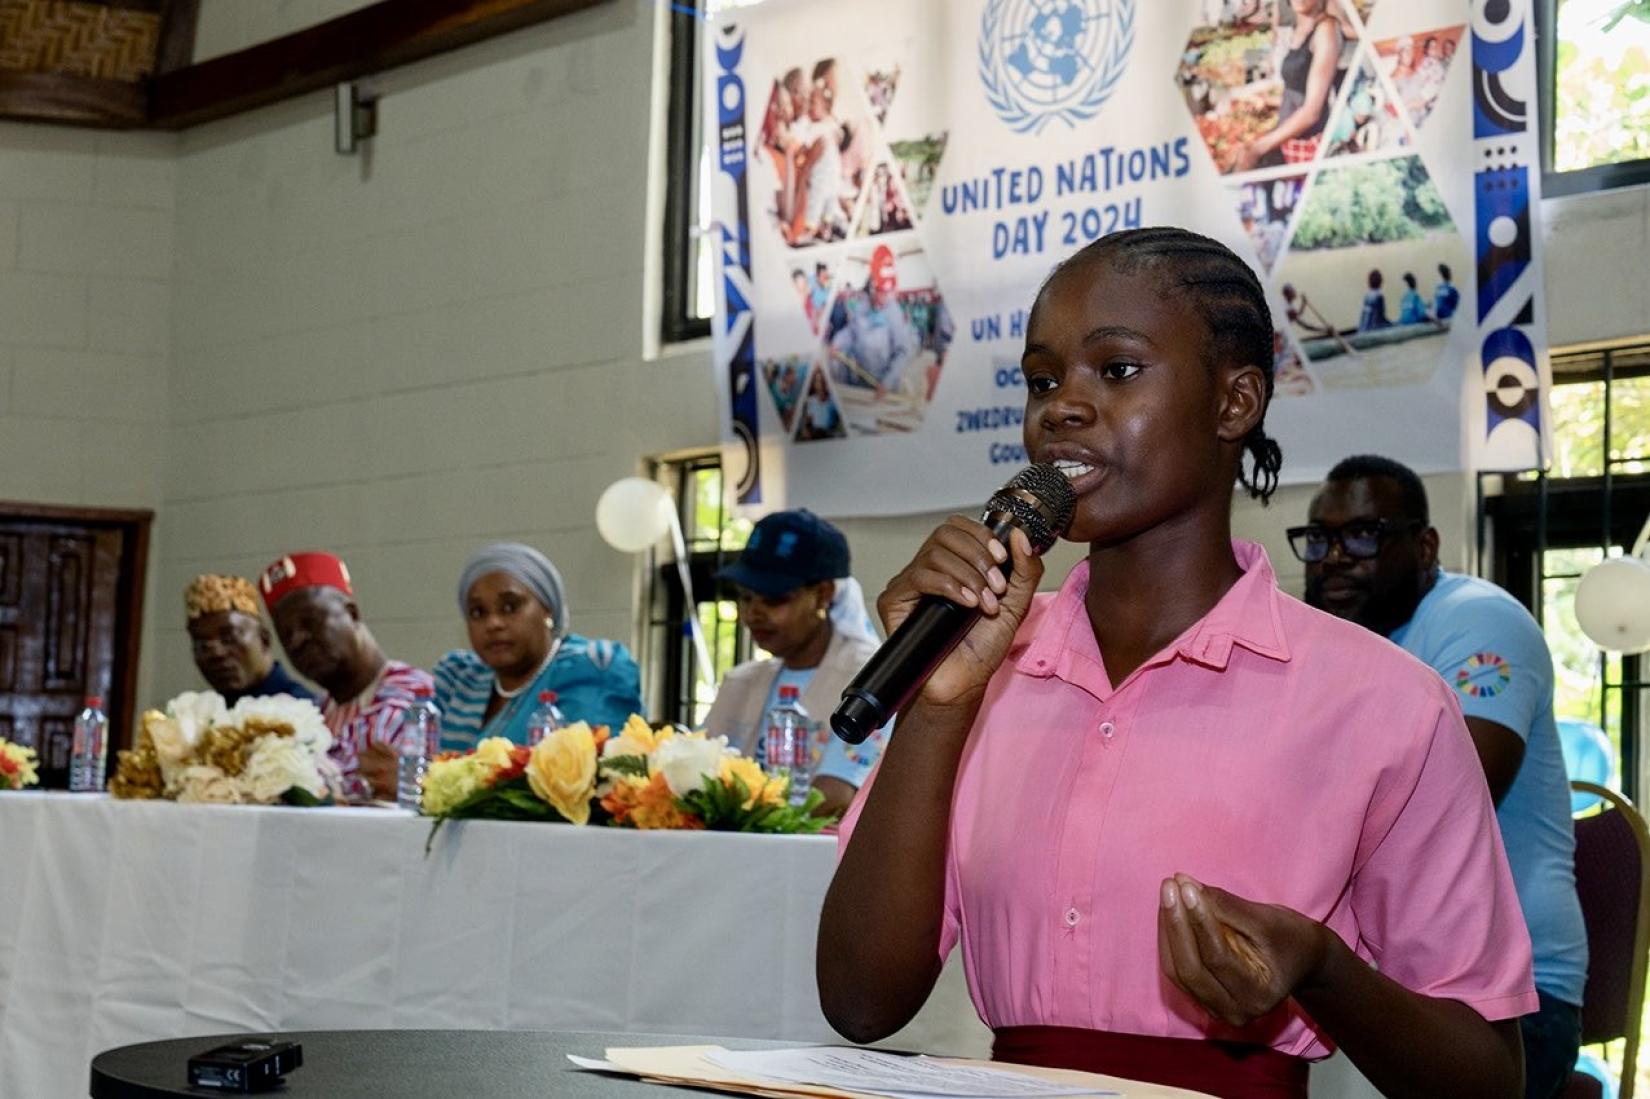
816 607 828 621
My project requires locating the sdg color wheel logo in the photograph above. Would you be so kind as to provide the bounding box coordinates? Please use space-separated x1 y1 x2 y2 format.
1455 652 1512 699
979 0 1135 134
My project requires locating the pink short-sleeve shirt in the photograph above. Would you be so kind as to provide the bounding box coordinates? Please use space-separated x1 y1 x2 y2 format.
838 541 1536 1059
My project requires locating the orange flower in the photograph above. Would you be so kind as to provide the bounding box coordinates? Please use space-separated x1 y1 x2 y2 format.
600 774 648 825
608 772 703 831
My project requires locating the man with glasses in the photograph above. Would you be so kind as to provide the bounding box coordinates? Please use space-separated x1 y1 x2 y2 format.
1293 454 1585 1099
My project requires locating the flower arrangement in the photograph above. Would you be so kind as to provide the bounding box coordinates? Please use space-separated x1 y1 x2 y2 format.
0 739 39 790
422 715 831 850
109 691 340 805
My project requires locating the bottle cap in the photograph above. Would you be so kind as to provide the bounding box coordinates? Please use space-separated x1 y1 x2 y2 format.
85 696 104 709
538 690 558 704
779 686 800 700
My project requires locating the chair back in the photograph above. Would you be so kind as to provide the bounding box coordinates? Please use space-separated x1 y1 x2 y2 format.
1572 781 1650 1099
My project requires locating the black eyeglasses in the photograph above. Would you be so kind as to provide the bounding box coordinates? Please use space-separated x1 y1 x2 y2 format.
1286 519 1424 563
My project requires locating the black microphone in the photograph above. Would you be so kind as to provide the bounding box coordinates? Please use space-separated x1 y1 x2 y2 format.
830 464 1077 744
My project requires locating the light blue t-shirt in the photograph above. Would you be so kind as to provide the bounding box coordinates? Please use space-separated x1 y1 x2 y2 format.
1390 571 1588 1005
753 665 883 788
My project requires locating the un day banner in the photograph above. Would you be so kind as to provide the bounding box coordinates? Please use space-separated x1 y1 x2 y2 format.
708 0 1549 516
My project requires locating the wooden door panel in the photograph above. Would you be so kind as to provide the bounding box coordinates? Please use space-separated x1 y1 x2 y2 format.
0 514 143 788
0 532 18 603
0 531 17 696
44 533 93 692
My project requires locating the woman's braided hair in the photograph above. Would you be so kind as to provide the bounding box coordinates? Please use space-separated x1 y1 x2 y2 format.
1059 227 1284 504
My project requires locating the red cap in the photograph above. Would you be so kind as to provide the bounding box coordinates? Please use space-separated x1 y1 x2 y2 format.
779 685 800 700
538 690 558 704
869 244 897 293
85 696 104 709
258 552 353 610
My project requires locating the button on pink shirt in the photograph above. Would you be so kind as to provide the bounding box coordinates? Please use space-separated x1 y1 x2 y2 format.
839 541 1537 1059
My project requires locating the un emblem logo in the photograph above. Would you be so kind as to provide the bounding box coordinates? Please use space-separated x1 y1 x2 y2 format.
979 0 1135 134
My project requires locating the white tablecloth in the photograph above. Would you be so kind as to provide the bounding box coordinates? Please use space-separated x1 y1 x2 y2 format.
0 794 1376 1099
0 794 990 1099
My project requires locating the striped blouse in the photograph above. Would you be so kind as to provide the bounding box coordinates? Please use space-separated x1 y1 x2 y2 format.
432 634 645 751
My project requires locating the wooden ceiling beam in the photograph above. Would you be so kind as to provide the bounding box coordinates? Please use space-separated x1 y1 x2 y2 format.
147 0 613 131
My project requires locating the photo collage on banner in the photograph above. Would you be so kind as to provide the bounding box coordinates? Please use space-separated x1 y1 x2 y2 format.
710 0 1547 517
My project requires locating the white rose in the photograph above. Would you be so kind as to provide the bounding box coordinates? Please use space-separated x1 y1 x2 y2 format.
166 691 227 747
240 735 326 803
651 734 730 798
227 695 332 754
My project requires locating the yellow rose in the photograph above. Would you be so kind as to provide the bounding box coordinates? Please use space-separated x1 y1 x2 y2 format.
422 756 484 815
526 723 598 825
602 714 673 760
718 756 782 809
472 737 515 773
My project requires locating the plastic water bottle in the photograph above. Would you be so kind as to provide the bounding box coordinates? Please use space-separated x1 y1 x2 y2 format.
527 690 565 746
69 696 109 792
396 688 441 812
763 686 817 808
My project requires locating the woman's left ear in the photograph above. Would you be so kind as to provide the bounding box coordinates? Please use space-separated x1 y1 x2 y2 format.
816 580 836 619
1218 364 1267 443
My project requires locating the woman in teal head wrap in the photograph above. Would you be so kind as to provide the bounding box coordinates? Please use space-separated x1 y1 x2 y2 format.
433 542 644 750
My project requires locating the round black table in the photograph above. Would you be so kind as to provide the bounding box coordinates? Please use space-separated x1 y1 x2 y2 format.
90 1029 786 1098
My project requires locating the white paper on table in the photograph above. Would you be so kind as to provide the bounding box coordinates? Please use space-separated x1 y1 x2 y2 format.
567 1054 622 1071
706 1048 1116 1099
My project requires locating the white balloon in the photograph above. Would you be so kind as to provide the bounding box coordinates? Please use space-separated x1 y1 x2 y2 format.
596 478 674 553
1575 556 1650 654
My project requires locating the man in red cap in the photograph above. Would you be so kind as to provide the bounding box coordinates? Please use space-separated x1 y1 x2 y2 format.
828 244 918 398
259 552 433 802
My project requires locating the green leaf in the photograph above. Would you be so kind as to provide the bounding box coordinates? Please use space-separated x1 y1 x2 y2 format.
601 754 650 779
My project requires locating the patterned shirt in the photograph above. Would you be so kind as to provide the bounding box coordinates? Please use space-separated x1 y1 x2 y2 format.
322 660 434 781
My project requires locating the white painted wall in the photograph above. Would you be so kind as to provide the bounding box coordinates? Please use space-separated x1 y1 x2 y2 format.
0 3 1635 714
153 1 699 698
193 0 381 62
0 123 176 711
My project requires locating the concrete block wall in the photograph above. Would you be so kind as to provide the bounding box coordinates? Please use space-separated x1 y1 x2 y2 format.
0 123 177 709
152 1 711 697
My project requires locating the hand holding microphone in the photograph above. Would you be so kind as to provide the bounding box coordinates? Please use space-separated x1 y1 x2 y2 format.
832 465 1075 743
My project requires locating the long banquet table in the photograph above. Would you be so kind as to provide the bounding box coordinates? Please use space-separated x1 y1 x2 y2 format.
0 794 987 1098
1 794 1377 1099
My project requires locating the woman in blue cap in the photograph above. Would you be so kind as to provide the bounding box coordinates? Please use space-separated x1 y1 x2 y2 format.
434 542 644 750
703 509 887 817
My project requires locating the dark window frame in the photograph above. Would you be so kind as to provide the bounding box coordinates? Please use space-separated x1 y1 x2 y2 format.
1480 342 1650 801
1537 0 1650 197
661 0 713 345
645 454 753 726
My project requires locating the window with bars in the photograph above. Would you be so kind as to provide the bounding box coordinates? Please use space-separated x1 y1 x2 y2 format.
644 454 756 727
1482 341 1650 801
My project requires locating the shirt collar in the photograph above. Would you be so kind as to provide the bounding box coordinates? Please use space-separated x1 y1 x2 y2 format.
1015 540 1292 698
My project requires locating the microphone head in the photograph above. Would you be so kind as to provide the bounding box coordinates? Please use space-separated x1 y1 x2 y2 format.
985 463 1077 555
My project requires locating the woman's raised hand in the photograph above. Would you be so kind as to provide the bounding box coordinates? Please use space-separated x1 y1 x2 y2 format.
875 516 1044 710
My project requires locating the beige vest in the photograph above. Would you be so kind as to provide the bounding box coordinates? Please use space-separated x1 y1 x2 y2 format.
701 628 879 757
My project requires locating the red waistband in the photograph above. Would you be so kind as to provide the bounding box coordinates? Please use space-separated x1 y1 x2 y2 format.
992 1026 1309 1099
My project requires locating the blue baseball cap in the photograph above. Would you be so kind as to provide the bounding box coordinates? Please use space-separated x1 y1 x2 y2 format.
716 509 850 597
